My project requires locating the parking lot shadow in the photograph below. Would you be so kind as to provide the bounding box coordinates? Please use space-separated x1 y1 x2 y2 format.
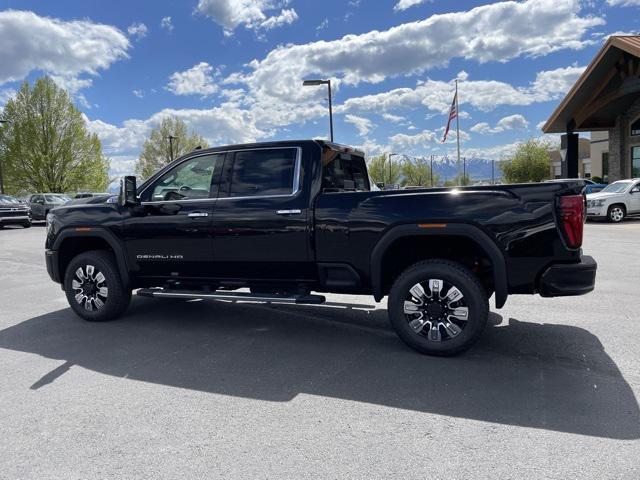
0 297 638 440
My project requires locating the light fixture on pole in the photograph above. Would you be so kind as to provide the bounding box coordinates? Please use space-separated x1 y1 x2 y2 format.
0 119 12 194
303 79 334 142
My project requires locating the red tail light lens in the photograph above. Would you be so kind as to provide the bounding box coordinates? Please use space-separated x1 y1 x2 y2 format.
559 195 585 249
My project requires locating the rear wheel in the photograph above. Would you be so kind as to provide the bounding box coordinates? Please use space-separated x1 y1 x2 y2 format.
64 250 131 322
608 204 625 223
22 220 31 228
388 259 488 356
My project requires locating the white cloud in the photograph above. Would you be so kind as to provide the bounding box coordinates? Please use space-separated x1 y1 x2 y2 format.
50 75 94 108
381 113 405 123
132 89 144 98
0 10 129 85
127 22 148 40
606 0 640 6
259 8 298 31
315 18 329 35
167 62 221 97
470 114 529 134
394 0 431 12
228 0 601 109
0 88 16 107
536 120 546 130
85 104 266 160
196 0 299 35
340 66 585 115
160 16 174 32
344 114 374 137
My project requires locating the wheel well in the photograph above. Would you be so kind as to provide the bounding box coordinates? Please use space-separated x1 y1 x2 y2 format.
379 235 494 296
608 203 626 212
58 237 114 280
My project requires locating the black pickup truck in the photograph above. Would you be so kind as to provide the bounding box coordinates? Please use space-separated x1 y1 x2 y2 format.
45 140 597 355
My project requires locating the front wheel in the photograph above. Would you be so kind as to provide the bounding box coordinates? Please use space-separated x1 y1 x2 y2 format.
64 250 131 322
388 260 489 356
607 205 625 223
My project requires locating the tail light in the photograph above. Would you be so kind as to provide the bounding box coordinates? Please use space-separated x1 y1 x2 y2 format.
558 195 585 249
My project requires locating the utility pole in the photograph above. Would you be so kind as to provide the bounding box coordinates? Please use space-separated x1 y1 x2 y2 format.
0 119 11 194
167 135 177 162
462 157 466 185
492 160 495 185
430 155 434 187
455 79 461 185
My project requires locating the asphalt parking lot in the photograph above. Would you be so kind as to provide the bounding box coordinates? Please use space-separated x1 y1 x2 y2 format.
0 221 639 479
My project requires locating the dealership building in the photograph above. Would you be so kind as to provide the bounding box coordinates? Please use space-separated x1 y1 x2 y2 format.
543 35 640 181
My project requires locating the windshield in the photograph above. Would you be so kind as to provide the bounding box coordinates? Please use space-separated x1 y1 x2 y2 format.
45 195 71 203
601 182 632 194
0 195 19 203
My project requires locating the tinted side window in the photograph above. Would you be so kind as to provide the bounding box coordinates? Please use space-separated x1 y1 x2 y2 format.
228 148 297 197
322 149 370 191
144 154 223 202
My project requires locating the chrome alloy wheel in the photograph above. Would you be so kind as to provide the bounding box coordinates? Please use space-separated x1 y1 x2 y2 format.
72 265 108 312
610 206 624 222
403 279 469 342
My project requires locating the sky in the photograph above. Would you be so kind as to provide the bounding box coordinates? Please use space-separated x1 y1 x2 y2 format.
0 0 639 178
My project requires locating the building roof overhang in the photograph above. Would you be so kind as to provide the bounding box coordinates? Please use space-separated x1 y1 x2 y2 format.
543 36 640 133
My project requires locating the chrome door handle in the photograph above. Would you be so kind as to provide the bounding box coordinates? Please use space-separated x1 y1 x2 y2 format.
187 212 209 218
276 209 302 215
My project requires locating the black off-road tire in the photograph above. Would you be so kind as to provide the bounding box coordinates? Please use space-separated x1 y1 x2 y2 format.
388 259 489 356
23 220 31 228
64 250 131 322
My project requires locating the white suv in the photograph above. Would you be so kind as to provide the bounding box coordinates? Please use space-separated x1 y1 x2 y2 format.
586 179 640 222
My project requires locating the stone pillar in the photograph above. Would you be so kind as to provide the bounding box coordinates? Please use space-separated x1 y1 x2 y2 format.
560 133 579 178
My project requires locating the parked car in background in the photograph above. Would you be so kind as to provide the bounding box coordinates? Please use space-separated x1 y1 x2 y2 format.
0 194 31 228
74 192 111 199
586 178 640 222
22 193 71 221
545 178 607 194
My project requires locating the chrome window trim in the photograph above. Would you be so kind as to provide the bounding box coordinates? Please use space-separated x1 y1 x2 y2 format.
139 146 302 205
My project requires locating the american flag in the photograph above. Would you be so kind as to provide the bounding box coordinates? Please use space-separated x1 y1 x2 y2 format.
441 91 457 143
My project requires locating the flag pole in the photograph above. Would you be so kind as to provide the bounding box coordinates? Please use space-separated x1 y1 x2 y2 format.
455 79 461 185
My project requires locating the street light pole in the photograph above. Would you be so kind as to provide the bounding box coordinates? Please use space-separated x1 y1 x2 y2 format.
430 155 434 187
167 135 177 162
0 119 11 194
303 79 334 142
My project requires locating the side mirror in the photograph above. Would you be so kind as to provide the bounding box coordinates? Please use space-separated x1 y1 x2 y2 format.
119 176 139 206
376 182 385 189
631 187 640 194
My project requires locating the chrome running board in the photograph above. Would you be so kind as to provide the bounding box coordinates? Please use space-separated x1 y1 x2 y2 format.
137 288 325 304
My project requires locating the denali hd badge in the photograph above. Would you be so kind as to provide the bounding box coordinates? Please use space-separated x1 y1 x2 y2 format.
136 254 184 260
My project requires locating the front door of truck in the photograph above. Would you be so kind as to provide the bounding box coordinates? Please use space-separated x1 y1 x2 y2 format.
123 152 225 279
210 147 313 281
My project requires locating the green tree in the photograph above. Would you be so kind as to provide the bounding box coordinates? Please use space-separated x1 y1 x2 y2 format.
443 172 471 187
401 157 440 187
367 154 401 186
1 77 109 194
500 139 551 183
136 117 209 179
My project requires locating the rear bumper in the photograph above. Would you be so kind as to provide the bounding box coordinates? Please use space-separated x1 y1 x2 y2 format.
539 255 597 297
45 249 61 283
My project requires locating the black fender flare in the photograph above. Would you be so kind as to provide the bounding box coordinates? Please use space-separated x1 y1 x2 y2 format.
370 223 508 308
52 227 131 288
